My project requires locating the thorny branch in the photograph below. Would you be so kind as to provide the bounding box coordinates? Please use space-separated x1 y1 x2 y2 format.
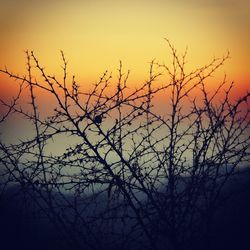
0 41 249 250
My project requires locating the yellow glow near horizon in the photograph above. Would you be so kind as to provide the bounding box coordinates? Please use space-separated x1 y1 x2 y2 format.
0 0 249 95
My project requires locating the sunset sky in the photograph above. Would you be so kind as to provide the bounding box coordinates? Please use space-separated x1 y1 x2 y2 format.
0 0 249 98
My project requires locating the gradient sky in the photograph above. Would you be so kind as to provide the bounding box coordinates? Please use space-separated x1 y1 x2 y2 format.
0 0 249 97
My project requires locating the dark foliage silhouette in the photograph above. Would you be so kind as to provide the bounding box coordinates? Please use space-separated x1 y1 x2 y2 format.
0 40 249 250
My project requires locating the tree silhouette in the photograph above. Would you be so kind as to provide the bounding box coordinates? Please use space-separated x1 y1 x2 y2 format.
0 40 249 250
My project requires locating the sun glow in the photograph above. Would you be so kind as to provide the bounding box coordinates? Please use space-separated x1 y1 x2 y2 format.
0 0 249 101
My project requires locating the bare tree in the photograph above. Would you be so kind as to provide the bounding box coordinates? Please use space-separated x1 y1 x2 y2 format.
0 40 249 250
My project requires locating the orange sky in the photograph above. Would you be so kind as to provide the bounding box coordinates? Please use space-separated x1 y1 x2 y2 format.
0 0 249 99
